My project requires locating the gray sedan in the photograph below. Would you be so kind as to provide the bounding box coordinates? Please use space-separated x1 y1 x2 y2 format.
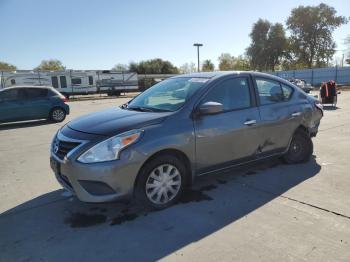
50 71 323 209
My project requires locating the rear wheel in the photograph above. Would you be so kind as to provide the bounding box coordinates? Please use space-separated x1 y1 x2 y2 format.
50 107 66 123
135 155 187 209
283 130 313 164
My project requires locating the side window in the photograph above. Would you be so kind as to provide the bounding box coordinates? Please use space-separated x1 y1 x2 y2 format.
71 78 82 85
25 88 48 99
255 78 284 105
60 76 67 88
88 76 93 85
51 76 59 89
281 84 293 101
1 89 20 102
203 77 251 111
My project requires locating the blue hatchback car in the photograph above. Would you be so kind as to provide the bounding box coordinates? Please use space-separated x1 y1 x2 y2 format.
0 86 70 123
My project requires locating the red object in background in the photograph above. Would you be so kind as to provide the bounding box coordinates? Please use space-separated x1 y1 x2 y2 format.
320 80 337 106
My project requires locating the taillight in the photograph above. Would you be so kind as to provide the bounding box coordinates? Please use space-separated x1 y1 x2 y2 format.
61 96 68 102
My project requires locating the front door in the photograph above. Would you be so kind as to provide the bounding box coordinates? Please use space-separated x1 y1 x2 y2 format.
194 76 262 174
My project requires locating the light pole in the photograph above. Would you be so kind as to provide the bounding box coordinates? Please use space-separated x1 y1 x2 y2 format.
193 43 203 72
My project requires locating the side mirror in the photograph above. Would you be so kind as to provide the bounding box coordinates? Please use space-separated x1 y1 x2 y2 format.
198 101 223 115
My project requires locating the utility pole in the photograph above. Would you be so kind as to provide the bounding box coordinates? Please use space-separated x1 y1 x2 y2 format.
193 43 203 72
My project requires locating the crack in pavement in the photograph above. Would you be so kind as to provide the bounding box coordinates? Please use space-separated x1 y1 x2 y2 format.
242 183 350 220
319 122 350 132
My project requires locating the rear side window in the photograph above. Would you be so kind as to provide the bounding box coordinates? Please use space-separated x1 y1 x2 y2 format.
25 88 48 99
203 77 251 111
1 89 20 102
60 76 67 88
255 78 284 105
71 78 82 85
51 76 59 89
281 84 293 101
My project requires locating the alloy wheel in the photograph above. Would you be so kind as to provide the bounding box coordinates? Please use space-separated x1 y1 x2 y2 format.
52 109 65 122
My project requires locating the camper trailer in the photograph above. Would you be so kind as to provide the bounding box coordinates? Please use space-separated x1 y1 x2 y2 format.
0 70 139 97
96 71 138 96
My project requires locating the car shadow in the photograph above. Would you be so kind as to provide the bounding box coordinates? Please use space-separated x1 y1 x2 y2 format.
0 119 56 130
0 157 321 261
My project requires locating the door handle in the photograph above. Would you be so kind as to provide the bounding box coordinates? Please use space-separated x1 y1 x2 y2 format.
291 112 302 117
244 119 257 126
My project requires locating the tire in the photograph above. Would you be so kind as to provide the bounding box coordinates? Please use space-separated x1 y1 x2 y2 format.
49 107 66 123
135 154 187 209
283 130 313 164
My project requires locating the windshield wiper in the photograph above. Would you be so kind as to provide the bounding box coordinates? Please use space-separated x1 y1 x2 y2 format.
126 106 155 112
126 106 172 112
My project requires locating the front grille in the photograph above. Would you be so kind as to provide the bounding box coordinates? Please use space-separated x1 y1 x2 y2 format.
53 137 81 160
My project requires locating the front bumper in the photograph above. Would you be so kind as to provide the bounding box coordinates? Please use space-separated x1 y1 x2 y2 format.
50 132 145 203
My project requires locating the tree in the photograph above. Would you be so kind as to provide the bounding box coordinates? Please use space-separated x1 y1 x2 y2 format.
232 55 250 71
246 19 287 71
286 3 347 68
246 19 270 71
266 23 288 71
201 59 214 71
35 59 65 71
345 35 350 65
112 63 128 71
129 62 138 72
0 61 17 71
179 62 196 74
218 53 235 70
218 53 251 71
128 59 178 74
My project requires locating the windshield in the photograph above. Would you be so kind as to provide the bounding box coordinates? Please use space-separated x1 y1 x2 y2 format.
127 77 209 112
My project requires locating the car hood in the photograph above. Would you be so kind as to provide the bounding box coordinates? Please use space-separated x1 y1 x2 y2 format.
67 107 172 136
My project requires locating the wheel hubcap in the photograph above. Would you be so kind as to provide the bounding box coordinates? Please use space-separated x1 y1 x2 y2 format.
145 164 181 205
52 109 64 121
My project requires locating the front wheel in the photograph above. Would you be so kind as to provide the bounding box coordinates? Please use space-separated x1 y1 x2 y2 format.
49 108 66 123
283 130 313 164
135 155 187 209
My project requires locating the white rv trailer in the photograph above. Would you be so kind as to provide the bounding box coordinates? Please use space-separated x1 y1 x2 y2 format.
96 71 138 96
0 70 139 97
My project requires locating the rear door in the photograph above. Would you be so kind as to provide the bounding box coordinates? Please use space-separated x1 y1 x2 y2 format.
0 89 27 122
194 76 262 174
253 77 297 154
23 88 51 119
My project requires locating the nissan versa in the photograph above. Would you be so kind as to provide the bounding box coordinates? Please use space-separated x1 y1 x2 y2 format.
50 72 323 209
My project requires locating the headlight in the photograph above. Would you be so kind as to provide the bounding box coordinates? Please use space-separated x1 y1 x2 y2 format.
77 130 142 163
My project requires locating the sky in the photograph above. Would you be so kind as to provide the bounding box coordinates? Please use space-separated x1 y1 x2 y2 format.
0 0 349 70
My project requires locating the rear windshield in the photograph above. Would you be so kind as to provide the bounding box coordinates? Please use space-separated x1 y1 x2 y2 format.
48 88 63 97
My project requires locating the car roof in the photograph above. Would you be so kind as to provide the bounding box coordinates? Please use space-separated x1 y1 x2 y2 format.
172 71 243 79
0 86 54 92
171 71 291 84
